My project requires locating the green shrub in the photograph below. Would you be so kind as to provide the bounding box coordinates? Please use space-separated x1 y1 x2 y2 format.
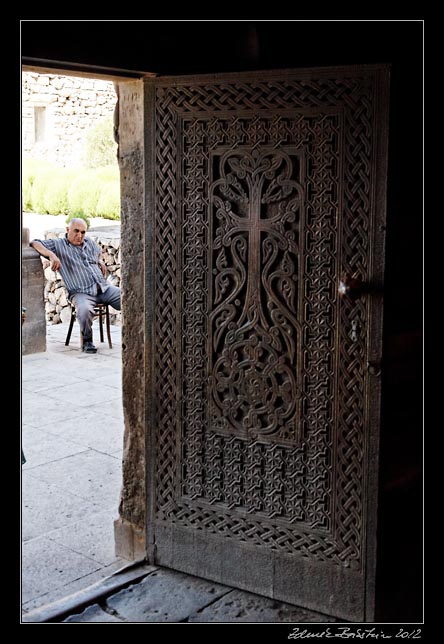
22 157 120 221
94 165 119 182
84 115 118 168
67 173 102 217
44 168 78 214
22 179 32 211
22 158 53 184
22 158 54 211
30 167 59 213
66 212 90 229
96 181 120 220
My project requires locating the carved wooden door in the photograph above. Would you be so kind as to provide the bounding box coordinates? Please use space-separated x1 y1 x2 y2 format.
146 66 389 621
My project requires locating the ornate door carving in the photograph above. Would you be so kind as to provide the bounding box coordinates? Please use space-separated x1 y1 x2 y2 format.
147 66 389 621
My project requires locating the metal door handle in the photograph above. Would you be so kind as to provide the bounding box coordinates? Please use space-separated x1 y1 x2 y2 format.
338 273 363 300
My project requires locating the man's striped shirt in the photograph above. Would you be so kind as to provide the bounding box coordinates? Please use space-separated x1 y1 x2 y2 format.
34 235 109 297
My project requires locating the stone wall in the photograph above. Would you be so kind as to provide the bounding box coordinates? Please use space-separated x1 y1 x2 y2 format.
22 72 117 167
42 227 122 326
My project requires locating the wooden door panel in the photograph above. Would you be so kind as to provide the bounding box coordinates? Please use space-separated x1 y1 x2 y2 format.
147 66 389 621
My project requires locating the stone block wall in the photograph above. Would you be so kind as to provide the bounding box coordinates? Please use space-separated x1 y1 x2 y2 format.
22 72 116 168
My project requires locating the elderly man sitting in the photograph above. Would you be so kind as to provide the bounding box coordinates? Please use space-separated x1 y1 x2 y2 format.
30 218 121 353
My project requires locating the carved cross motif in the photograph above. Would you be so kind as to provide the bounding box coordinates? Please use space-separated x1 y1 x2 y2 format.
209 148 302 437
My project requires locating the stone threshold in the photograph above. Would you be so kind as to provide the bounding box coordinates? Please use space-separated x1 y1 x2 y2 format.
22 559 154 624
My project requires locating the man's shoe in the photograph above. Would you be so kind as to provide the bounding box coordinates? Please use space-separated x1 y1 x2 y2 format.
83 341 97 354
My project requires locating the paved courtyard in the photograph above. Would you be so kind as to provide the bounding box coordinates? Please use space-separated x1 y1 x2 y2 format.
21 320 126 615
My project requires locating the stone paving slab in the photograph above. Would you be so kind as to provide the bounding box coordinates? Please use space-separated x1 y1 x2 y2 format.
25 449 122 508
93 370 122 389
22 390 81 427
47 510 121 566
84 398 124 421
41 380 120 408
104 568 230 623
22 472 102 541
22 368 85 391
22 561 126 614
57 566 337 624
188 588 337 623
22 425 89 469
31 408 125 455
64 604 125 622
22 537 102 604
56 345 121 362
23 563 156 622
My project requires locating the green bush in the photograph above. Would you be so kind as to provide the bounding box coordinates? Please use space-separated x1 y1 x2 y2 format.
22 160 35 210
96 181 120 219
22 158 54 211
22 158 120 221
44 168 78 214
67 173 102 217
94 165 119 182
22 158 53 184
22 179 32 211
66 212 90 229
84 115 118 168
30 167 59 213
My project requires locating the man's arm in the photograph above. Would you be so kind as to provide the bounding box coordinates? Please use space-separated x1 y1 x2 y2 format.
30 240 61 272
